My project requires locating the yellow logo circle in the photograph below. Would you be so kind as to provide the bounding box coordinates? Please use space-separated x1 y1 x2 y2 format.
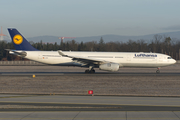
13 34 23 45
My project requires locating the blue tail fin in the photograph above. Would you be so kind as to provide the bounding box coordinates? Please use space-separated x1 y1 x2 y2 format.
8 28 38 51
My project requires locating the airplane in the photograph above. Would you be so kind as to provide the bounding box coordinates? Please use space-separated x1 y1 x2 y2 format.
6 28 176 74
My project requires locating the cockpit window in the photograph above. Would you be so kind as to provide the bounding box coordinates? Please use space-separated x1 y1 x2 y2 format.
167 57 172 59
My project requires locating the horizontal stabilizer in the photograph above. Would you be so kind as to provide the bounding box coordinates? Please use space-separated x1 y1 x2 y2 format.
5 49 27 57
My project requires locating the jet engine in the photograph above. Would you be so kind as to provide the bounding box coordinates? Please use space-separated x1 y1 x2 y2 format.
99 63 119 71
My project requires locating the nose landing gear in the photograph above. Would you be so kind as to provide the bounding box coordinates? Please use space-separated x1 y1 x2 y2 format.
156 67 160 74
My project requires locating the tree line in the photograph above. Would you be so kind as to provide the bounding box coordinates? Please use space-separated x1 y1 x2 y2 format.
1 34 180 61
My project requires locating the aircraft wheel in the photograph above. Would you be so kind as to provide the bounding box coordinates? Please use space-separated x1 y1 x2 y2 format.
85 69 95 74
85 70 89 73
156 70 160 74
90 69 95 73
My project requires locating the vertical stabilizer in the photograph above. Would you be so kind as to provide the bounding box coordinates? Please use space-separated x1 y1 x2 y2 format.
8 28 38 51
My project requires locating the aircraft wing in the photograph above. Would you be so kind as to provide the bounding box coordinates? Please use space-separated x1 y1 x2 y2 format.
5 49 27 57
58 50 108 65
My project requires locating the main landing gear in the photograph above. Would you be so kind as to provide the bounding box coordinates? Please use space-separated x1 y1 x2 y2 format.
85 69 95 73
156 67 160 74
85 66 95 73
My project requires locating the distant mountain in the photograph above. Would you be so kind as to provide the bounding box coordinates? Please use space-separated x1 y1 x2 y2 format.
26 31 180 43
27 36 60 43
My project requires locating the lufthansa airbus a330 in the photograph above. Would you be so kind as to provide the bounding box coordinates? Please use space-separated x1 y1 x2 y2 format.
6 28 176 73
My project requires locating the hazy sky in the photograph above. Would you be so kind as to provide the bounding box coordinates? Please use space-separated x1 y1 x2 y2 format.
1 0 180 37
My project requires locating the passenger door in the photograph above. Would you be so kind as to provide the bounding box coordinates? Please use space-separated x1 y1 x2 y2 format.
126 55 131 61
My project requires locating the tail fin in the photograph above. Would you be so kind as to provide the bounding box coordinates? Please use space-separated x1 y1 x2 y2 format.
8 28 38 51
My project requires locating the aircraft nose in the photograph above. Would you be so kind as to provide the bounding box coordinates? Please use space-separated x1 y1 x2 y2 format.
172 59 176 64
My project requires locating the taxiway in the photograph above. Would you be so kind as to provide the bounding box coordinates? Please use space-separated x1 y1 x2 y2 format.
0 95 180 119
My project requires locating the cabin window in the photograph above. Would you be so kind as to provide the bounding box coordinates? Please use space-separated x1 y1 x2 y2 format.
167 57 172 59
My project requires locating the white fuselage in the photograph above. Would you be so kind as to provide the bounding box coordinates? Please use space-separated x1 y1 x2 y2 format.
20 51 176 68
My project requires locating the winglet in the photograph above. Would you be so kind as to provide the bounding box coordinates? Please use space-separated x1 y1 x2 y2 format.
58 50 65 56
58 50 68 57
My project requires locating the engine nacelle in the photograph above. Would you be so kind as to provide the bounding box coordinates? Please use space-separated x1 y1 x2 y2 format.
99 63 119 71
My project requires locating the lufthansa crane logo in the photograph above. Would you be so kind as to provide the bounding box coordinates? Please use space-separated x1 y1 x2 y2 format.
13 34 23 45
